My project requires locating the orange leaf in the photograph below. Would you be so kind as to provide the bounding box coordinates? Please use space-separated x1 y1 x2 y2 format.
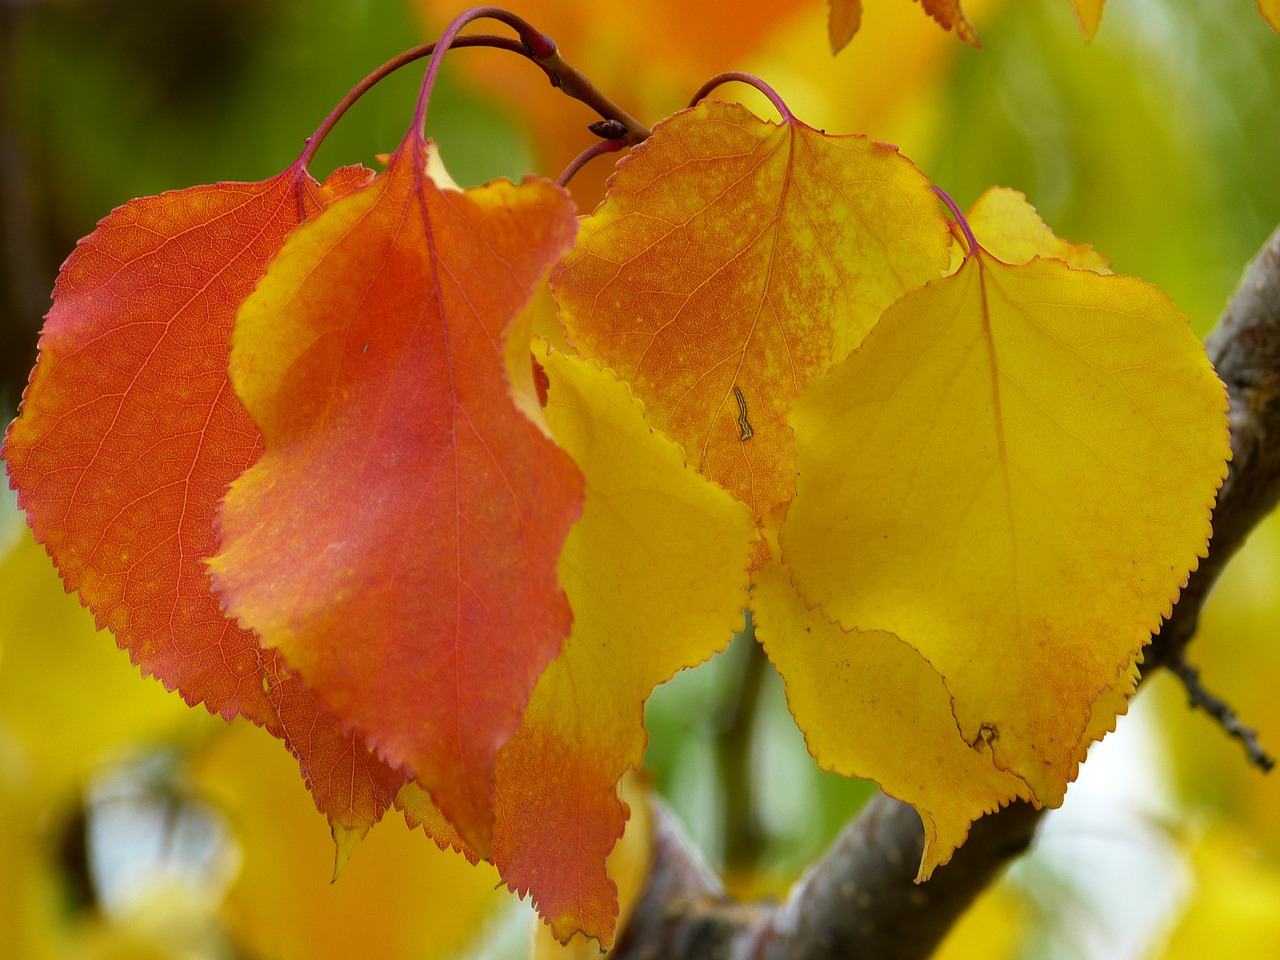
1071 0 1106 39
828 0 863 53
918 0 981 46
552 99 950 545
1 164 402 842
210 132 583 856
1260 0 1280 34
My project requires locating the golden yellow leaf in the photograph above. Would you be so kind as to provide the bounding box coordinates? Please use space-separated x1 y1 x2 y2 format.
932 884 1028 960
0 528 200 802
191 719 504 960
828 0 862 53
1260 0 1280 34
1155 826 1280 959
1070 0 1106 39
964 186 1110 273
782 249 1228 806
752 544 1029 878
553 99 950 541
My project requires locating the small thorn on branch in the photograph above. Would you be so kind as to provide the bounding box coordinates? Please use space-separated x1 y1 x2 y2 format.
1169 652 1275 772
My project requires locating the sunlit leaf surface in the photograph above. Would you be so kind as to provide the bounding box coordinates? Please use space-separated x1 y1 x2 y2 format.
210 133 583 856
402 350 753 945
782 247 1228 805
1 164 404 841
553 99 949 543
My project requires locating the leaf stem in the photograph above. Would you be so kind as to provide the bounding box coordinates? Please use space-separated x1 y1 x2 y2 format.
688 72 794 124
931 185 981 260
413 7 556 134
555 138 626 188
300 35 527 170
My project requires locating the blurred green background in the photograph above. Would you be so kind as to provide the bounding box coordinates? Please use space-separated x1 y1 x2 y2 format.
2 1 1279 958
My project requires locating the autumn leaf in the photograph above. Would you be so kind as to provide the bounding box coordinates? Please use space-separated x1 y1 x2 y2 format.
828 0 862 53
401 348 754 945
781 244 1229 807
552 99 950 548
209 131 583 856
918 0 981 47
1260 0 1280 34
752 538 1030 878
532 775 654 959
1072 0 1106 39
963 186 1110 273
488 348 753 945
1 163 404 843
192 718 505 960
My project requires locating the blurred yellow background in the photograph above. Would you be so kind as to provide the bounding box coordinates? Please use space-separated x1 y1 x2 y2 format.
2 1 1278 957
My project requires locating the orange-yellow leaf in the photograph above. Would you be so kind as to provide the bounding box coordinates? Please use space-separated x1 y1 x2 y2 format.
1071 0 1106 39
531 775 653 959
963 186 1110 273
552 99 950 542
210 133 583 856
494 349 752 945
1260 0 1280 34
1 164 402 842
828 0 862 53
752 546 1030 878
782 250 1228 805
398 350 753 946
918 0 981 46
193 719 504 960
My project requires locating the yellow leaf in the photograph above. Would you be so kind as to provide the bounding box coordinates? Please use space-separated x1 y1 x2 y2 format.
0 527 199 802
1071 0 1106 39
1155 825 1280 959
828 0 862 53
752 544 1029 878
1260 0 1280 34
782 250 1228 806
553 99 951 542
933 884 1028 960
487 348 754 946
963 186 1110 273
191 719 503 960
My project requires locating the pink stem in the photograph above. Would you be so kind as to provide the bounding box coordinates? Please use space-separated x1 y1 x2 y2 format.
413 7 556 134
555 138 626 188
932 185 981 260
688 71 794 123
300 35 528 170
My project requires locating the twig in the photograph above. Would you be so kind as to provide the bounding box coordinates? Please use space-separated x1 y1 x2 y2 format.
1168 652 1275 772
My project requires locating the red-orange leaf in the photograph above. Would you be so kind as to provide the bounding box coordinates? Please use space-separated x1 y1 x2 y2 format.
2 164 404 842
210 132 583 856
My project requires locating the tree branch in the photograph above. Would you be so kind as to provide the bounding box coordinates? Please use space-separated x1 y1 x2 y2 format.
612 223 1280 960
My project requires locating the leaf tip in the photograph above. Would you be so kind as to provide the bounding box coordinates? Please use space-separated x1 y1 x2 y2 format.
329 820 371 881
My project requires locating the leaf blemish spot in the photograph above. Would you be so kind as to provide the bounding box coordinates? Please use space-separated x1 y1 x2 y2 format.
733 386 753 441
